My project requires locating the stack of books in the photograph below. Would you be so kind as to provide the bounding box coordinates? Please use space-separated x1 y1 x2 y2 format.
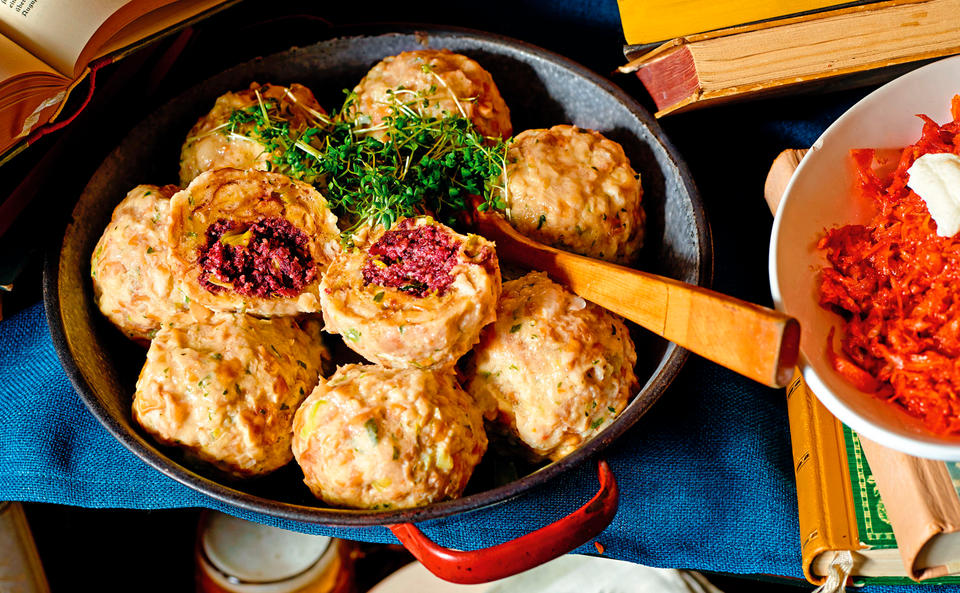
616 0 960 117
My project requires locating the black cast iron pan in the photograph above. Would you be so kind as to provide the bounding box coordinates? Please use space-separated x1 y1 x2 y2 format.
43 24 711 581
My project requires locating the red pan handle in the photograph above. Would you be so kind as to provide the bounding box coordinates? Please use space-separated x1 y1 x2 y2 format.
389 459 619 584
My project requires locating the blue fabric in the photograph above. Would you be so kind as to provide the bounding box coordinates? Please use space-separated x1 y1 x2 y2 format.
0 302 798 565
2 304 943 592
1 1 957 591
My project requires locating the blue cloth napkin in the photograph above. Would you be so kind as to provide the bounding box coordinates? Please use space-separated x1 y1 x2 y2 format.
5 300 949 593
1 301 802 570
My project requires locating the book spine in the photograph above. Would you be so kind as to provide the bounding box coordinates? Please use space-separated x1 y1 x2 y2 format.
786 371 861 584
623 43 661 62
857 436 960 580
632 45 700 114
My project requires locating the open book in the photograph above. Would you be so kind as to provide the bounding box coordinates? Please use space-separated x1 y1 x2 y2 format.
0 0 234 164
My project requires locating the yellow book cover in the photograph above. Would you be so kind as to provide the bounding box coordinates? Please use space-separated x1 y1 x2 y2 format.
787 372 896 585
616 0 852 45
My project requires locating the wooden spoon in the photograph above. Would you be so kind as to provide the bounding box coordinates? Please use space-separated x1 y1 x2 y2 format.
472 210 800 389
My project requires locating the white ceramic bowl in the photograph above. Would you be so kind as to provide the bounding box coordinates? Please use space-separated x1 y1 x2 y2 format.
770 55 960 460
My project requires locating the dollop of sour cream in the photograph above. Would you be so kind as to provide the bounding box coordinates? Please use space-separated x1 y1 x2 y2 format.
907 152 960 237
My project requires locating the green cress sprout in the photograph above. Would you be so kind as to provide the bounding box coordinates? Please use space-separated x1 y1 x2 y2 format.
188 88 333 185
220 82 509 245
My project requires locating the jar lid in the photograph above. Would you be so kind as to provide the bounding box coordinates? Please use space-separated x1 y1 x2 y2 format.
201 511 331 583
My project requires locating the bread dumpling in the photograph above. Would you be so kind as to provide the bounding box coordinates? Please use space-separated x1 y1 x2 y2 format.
347 49 511 140
292 364 486 509
501 125 645 264
320 217 500 369
167 168 341 317
134 313 328 477
465 272 638 460
91 183 185 342
179 83 328 186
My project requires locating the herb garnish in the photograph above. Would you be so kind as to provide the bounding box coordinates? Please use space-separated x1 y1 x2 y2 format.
364 418 380 444
187 88 331 184
314 89 508 241
220 84 509 244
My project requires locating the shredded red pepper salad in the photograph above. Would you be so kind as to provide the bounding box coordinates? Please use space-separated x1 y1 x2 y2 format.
818 95 960 435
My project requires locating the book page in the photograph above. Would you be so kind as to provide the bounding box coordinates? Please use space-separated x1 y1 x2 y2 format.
0 30 60 81
0 80 68 152
0 28 70 159
0 0 176 76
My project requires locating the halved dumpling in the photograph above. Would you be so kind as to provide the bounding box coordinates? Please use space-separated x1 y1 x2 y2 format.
168 168 340 317
179 82 328 186
320 217 500 369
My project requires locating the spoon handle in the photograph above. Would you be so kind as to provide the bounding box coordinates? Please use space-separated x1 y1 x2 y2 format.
475 213 799 388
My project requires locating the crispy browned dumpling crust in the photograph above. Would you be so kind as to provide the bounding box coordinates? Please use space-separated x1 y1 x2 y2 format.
292 364 487 509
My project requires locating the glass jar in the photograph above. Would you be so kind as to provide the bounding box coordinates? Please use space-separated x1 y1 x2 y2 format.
195 510 354 593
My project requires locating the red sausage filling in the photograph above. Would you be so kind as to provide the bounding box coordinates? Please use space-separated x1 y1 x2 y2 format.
362 221 461 297
197 217 316 298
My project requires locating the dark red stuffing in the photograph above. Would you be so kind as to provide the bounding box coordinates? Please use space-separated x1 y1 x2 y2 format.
197 217 316 298
361 220 462 297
